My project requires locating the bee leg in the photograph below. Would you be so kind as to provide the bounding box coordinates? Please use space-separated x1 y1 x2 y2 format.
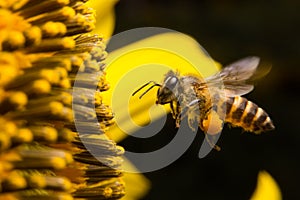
188 116 199 132
170 101 181 128
200 107 224 135
170 101 177 119
175 116 181 128
205 134 221 151
187 109 200 132
180 104 201 132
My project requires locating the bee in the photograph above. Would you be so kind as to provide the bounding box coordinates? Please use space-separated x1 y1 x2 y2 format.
132 57 275 150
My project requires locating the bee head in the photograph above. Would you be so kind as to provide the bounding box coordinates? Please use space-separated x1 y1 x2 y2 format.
156 71 179 105
132 70 180 105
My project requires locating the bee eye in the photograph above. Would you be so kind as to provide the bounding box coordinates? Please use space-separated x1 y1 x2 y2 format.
166 76 178 89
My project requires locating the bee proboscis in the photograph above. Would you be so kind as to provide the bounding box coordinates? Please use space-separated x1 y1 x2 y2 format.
132 57 275 150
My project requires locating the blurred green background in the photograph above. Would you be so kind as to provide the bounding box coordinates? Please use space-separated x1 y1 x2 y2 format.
113 0 300 199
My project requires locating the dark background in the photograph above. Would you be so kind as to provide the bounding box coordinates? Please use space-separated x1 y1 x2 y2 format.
114 0 300 199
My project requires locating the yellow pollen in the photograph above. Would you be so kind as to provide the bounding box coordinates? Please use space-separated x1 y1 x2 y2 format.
13 128 33 143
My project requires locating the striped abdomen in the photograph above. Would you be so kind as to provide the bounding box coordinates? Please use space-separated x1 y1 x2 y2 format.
224 96 274 133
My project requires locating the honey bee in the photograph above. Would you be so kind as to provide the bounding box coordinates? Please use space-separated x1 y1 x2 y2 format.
132 57 275 150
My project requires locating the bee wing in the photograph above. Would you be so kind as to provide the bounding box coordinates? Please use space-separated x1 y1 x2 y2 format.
222 83 254 96
219 56 260 81
205 56 260 97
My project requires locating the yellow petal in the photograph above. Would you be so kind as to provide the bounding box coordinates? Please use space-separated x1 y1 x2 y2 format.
103 31 221 142
250 170 282 200
86 0 118 39
121 158 151 200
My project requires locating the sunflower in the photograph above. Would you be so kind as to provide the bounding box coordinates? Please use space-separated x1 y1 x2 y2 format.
0 0 125 199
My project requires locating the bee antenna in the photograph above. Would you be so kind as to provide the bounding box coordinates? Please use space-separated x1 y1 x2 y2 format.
132 81 161 98
139 84 161 99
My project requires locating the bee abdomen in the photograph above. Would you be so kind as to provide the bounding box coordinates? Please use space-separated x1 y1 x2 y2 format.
224 96 274 133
